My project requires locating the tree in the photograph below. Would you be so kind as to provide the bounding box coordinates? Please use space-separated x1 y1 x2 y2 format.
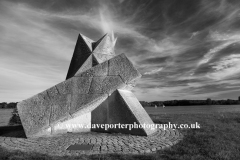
206 98 212 105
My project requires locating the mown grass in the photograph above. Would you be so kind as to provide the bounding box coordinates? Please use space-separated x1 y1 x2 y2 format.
1 112 240 160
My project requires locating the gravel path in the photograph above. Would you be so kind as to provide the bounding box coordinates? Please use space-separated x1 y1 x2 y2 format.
0 128 183 156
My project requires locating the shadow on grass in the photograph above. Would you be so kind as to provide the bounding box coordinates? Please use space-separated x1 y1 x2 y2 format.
0 125 26 138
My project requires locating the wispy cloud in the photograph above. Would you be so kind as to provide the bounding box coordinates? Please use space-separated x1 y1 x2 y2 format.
1 0 240 102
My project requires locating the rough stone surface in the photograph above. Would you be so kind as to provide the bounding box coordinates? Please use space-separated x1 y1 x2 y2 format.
56 79 74 95
49 94 71 125
76 60 108 77
0 128 183 155
72 77 93 94
52 112 91 134
70 94 108 116
88 76 125 94
109 53 141 83
17 91 51 138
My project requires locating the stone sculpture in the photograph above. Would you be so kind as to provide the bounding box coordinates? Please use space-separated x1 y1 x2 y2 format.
17 33 157 138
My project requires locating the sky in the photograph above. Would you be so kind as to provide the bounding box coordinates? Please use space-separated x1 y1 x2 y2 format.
1 0 240 102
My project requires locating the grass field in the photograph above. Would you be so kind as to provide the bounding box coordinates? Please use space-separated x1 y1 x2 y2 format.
1 112 240 160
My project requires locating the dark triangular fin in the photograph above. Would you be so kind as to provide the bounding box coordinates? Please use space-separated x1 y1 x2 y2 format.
75 55 93 75
92 33 107 51
80 33 94 51
66 34 92 80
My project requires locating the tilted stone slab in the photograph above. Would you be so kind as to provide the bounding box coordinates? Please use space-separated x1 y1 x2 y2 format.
75 60 108 77
55 77 92 95
49 94 71 125
17 91 51 138
69 93 108 116
88 76 125 94
109 53 141 84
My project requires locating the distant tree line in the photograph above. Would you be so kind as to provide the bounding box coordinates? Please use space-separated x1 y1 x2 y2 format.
140 98 240 107
0 102 17 109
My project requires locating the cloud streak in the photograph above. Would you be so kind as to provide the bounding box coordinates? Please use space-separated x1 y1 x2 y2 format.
1 0 240 102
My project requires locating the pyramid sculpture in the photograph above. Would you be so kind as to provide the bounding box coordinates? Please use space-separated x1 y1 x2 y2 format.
17 33 157 138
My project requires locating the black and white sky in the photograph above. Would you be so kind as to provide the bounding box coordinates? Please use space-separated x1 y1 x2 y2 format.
1 0 240 102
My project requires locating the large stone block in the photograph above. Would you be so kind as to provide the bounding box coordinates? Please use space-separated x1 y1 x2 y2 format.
52 112 91 135
49 94 71 125
88 76 125 94
17 91 51 138
72 77 93 94
69 93 108 116
55 78 74 95
108 53 141 83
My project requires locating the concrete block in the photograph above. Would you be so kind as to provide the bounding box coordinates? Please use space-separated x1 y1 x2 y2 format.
49 94 71 125
47 86 59 100
88 76 125 94
52 112 91 135
69 93 108 116
72 77 93 94
109 53 141 84
101 76 125 94
17 91 51 137
88 77 105 94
